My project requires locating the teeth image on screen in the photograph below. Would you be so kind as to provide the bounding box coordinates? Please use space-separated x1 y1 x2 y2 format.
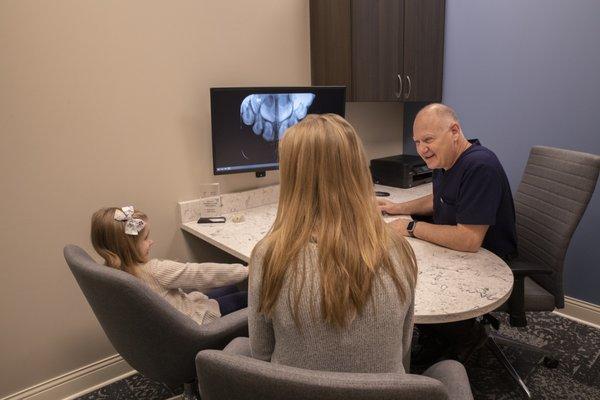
240 93 316 141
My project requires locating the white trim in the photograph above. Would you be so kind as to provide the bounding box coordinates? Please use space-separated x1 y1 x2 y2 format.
553 296 600 329
1 354 135 400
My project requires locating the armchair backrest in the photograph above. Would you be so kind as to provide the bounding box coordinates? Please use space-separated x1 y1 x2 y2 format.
196 350 448 400
64 244 240 388
514 146 600 307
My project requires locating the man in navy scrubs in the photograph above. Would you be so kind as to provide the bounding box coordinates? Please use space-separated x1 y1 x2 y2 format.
378 103 517 260
378 103 517 363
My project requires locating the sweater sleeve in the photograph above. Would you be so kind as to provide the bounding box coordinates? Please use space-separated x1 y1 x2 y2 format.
149 259 248 292
248 241 275 361
402 288 415 373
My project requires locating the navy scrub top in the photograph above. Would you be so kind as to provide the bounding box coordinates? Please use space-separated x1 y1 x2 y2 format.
432 141 518 260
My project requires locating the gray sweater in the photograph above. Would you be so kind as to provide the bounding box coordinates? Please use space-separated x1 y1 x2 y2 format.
249 241 415 373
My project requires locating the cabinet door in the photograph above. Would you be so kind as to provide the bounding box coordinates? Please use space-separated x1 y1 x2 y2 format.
403 0 445 102
352 0 404 101
310 0 353 98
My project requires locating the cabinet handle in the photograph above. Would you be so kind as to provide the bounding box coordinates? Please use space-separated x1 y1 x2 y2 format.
404 74 412 99
395 74 402 99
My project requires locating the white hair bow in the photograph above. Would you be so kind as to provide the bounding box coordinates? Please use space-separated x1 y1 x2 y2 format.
114 206 146 235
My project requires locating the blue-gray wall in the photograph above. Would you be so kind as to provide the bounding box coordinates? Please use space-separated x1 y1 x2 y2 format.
442 0 600 305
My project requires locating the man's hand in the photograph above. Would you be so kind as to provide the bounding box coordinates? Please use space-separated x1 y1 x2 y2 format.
389 218 410 236
377 199 402 215
377 194 433 217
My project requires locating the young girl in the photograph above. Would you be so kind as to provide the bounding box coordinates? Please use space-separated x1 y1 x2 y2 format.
91 206 248 325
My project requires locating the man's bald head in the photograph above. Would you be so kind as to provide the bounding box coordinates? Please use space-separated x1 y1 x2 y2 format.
412 103 469 170
414 103 460 130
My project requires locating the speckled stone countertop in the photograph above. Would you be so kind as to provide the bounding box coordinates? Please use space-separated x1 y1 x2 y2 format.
180 183 513 324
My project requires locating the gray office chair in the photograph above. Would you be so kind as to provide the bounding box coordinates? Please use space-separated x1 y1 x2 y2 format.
196 337 474 400
64 245 249 399
487 146 600 398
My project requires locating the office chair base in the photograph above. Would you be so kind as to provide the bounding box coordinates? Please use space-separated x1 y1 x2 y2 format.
487 336 532 399
482 320 560 398
490 332 560 368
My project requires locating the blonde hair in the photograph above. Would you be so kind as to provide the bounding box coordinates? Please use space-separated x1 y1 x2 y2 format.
257 114 418 328
91 207 149 275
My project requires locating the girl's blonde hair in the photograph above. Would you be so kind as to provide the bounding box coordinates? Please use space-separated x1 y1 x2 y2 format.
257 113 418 328
91 207 149 275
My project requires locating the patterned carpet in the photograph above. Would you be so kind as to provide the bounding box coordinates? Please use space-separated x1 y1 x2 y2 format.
468 312 600 399
76 312 600 400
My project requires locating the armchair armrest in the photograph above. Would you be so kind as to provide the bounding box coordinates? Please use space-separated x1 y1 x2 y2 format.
423 360 474 400
509 260 553 277
506 260 553 327
223 337 252 357
197 308 249 349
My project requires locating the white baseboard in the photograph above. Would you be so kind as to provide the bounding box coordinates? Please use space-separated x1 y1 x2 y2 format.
1 354 135 400
553 296 600 329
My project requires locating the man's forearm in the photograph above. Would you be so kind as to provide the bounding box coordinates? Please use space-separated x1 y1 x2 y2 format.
412 222 485 253
396 194 434 216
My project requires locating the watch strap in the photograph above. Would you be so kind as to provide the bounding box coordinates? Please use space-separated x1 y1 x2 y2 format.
407 220 417 237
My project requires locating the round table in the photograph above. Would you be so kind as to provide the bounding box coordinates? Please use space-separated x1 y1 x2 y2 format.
181 183 514 324
408 237 513 324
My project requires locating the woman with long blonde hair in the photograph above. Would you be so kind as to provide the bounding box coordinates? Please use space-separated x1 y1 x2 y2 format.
248 114 418 373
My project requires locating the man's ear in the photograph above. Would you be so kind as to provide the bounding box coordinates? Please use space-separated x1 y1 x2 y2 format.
450 122 461 141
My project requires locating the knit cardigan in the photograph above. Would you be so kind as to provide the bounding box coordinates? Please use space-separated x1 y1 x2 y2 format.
136 259 248 325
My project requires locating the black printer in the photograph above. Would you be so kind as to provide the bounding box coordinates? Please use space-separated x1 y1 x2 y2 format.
370 154 432 189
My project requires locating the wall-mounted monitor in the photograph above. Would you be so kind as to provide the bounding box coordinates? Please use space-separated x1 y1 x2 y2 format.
210 86 346 176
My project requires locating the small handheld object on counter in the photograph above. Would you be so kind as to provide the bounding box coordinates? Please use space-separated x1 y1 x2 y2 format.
375 191 390 197
197 217 226 224
231 213 245 223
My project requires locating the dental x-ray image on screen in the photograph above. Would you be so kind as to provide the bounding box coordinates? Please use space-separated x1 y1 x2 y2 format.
210 86 345 175
240 93 315 142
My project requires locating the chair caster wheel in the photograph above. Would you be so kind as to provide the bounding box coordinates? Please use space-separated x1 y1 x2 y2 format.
543 356 559 368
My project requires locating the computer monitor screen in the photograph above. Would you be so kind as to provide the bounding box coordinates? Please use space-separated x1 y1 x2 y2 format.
210 86 346 175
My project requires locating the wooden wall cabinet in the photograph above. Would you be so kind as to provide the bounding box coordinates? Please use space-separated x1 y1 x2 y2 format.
310 0 445 102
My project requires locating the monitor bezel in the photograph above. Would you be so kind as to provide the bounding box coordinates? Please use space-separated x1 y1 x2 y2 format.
210 86 346 176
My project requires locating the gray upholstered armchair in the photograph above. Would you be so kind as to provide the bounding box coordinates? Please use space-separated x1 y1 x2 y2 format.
64 245 248 399
196 337 474 400
487 146 600 398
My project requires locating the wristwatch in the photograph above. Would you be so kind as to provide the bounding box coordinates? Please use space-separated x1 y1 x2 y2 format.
407 220 417 237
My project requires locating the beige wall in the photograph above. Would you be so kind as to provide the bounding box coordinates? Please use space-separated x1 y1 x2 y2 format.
0 1 402 397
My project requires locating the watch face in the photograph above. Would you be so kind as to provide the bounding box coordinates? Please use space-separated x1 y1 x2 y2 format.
408 221 415 231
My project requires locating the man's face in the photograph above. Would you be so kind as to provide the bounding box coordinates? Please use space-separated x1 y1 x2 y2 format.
413 119 458 170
